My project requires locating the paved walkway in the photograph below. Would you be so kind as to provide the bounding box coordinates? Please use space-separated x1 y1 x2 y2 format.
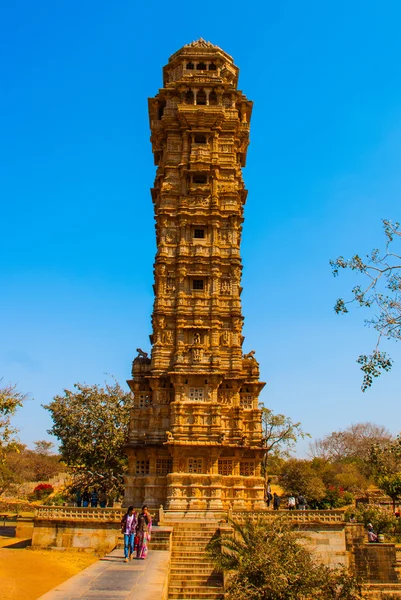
37 549 170 600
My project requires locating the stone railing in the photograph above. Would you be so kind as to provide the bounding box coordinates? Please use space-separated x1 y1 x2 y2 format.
35 505 161 523
35 506 125 522
228 509 345 524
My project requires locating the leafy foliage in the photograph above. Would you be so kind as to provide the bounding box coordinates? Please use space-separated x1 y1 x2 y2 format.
331 219 401 390
279 459 326 502
346 504 397 535
261 407 310 484
207 518 363 600
0 380 26 462
377 473 401 512
33 483 54 499
44 380 134 499
369 434 401 510
278 459 355 508
2 442 64 495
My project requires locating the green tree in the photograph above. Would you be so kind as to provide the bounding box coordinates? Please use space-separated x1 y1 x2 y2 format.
279 458 326 503
5 443 63 486
0 380 26 493
0 380 26 462
44 380 134 500
261 407 310 486
208 517 363 600
377 473 401 512
331 219 401 391
347 504 396 535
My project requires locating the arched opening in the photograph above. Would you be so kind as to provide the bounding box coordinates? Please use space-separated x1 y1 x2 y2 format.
185 90 194 105
186 62 194 70
196 62 206 70
209 63 217 71
209 91 218 106
194 134 207 144
196 90 206 105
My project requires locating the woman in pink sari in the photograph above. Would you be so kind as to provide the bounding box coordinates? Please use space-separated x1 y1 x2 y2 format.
136 505 152 559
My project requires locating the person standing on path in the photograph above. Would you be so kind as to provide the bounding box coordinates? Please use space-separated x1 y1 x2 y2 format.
121 506 137 562
136 505 152 559
297 493 306 510
273 493 281 510
287 495 296 510
90 488 99 507
82 490 90 507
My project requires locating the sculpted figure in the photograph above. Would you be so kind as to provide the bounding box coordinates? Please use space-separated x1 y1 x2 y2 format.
136 348 149 359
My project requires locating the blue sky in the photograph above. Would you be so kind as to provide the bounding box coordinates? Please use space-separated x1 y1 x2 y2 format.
1 1 401 454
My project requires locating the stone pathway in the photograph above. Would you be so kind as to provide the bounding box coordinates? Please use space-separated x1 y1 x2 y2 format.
37 549 170 600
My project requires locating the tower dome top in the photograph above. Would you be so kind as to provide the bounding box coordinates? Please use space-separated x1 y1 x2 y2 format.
184 37 220 49
168 38 234 63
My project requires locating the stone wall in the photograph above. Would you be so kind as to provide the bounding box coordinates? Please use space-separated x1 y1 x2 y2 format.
345 523 400 584
32 519 120 553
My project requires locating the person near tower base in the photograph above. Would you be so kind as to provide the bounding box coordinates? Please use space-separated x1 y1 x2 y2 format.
297 493 306 510
273 492 280 510
121 506 138 562
136 505 152 559
287 495 296 510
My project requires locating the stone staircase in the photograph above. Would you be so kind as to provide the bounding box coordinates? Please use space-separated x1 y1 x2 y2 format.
167 522 224 600
116 526 173 551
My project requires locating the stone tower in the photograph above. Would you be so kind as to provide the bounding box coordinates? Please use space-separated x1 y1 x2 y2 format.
124 39 266 511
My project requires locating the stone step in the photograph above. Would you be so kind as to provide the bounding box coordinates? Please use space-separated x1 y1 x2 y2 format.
169 597 224 600
172 535 217 541
172 550 211 555
170 567 219 574
172 535 215 540
168 583 224 596
172 543 212 549
168 588 224 600
169 577 222 586
170 560 216 568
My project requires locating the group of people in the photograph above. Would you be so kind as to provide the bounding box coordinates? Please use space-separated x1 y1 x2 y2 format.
76 488 107 508
120 505 152 562
265 485 308 511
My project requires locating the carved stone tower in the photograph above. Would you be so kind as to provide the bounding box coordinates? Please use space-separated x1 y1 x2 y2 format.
124 39 266 510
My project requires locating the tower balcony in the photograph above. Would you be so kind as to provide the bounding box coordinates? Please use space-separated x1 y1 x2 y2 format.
177 104 226 129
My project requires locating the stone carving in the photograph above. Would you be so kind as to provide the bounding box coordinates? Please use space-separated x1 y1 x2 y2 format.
165 230 176 243
159 390 171 405
243 350 256 360
163 330 174 344
136 348 148 359
221 330 230 346
192 348 202 362
193 332 201 344
220 280 231 294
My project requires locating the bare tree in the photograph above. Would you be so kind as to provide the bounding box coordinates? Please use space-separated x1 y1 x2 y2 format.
309 422 393 479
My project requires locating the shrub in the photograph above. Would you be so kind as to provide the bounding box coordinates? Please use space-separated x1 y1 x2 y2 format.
33 483 54 499
346 504 396 534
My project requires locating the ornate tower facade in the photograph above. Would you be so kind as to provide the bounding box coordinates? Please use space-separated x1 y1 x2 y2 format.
124 39 265 510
